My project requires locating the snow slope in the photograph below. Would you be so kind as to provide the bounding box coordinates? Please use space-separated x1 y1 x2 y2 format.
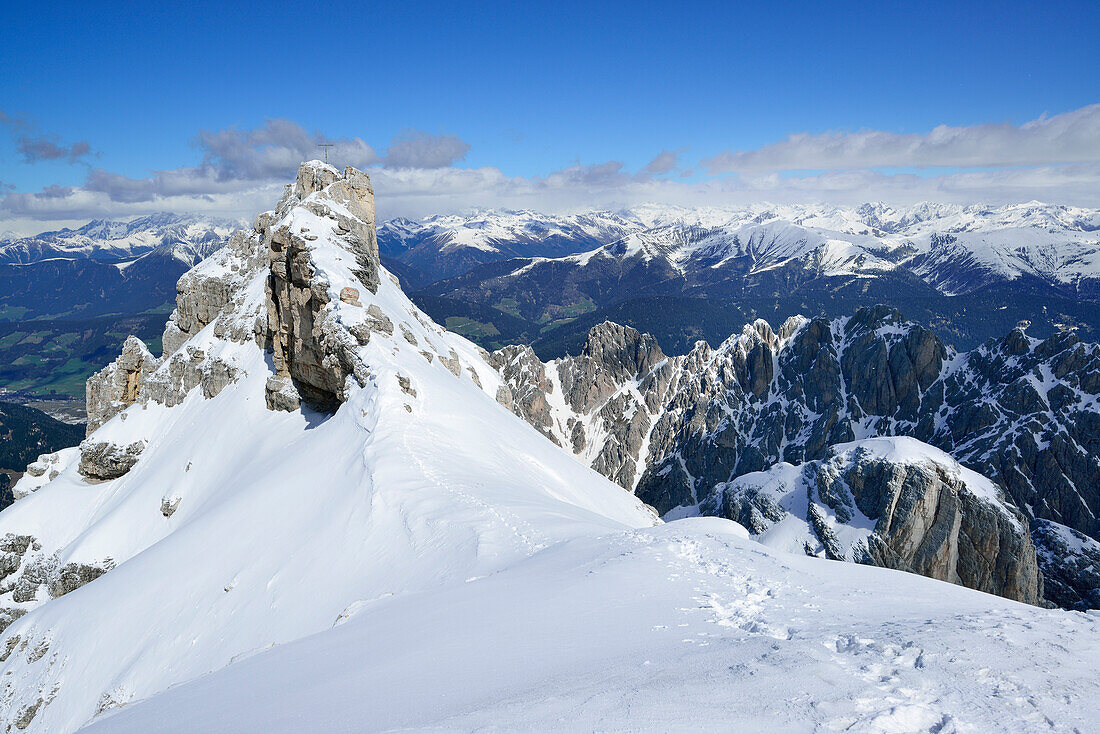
86 518 1100 733
0 163 656 732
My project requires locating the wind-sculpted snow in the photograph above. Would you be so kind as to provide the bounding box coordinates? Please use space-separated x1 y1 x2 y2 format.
495 309 1100 603
0 162 656 732
86 520 1100 733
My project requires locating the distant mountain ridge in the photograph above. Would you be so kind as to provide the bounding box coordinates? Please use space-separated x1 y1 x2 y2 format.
4 203 1099 399
0 213 242 266
383 201 1100 294
0 213 242 323
401 202 1100 355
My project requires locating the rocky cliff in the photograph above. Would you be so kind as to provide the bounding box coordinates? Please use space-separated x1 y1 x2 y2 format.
1032 519 1100 610
493 310 1100 605
705 438 1042 604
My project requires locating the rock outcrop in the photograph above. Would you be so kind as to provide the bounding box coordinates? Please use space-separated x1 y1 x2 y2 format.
494 322 677 488
85 336 159 434
495 309 1100 538
493 309 1100 605
704 438 1041 604
77 440 145 481
1032 519 1100 610
262 164 379 411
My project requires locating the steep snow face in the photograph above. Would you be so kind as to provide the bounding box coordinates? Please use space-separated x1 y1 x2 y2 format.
0 213 240 266
86 519 1100 734
0 162 656 732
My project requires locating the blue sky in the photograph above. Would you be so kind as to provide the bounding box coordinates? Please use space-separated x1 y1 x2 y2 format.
1 0 1098 230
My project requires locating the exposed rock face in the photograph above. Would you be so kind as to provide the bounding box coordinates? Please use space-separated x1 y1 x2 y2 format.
85 337 160 434
1032 519 1100 610
77 440 145 481
0 532 112 623
490 345 557 443
47 563 111 598
76 215 261 442
74 162 387 425
495 308 1100 539
493 308 1100 605
704 438 1042 604
263 163 380 412
494 322 677 489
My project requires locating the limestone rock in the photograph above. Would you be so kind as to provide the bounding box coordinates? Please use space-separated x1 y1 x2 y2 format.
47 562 112 598
85 336 160 434
263 162 379 412
160 497 182 518
265 376 301 412
78 440 146 481
491 323 676 486
706 438 1042 604
340 287 361 306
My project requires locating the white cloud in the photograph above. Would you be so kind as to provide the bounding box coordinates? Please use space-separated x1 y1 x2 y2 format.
359 161 1100 219
702 104 1100 172
4 106 1100 234
0 109 96 164
383 130 470 169
642 147 686 175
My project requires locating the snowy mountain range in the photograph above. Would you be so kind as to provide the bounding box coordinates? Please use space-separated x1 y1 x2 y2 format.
385 202 1100 296
0 213 240 267
0 214 242 323
0 163 1097 731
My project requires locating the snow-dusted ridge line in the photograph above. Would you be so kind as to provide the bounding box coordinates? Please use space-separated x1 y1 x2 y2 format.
0 212 243 266
381 200 1100 295
0 161 656 732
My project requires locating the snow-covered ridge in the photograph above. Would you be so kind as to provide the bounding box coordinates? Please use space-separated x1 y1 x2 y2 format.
378 208 640 255
0 162 656 732
6 201 1099 294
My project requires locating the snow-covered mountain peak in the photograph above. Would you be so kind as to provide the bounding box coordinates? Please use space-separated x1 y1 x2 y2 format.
0 162 657 731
